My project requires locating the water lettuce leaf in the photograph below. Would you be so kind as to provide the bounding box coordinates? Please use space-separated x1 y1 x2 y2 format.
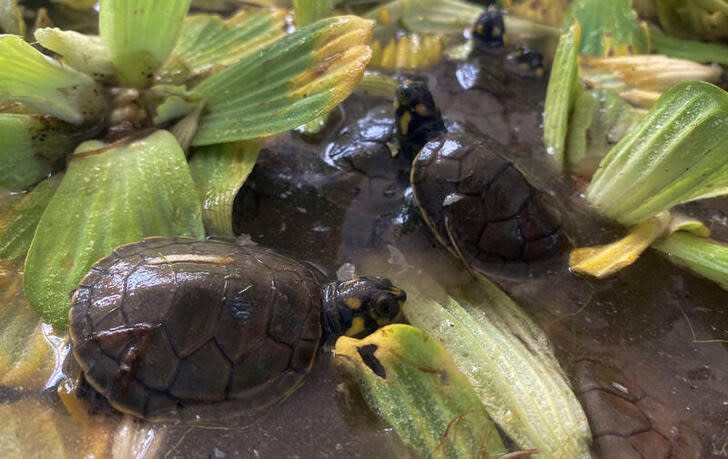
24 130 204 329
389 272 592 458
371 34 443 70
649 25 728 65
158 8 287 84
189 140 261 237
654 0 728 41
566 0 648 56
0 176 61 263
0 114 83 190
579 54 722 108
191 16 373 146
0 35 104 124
586 81 728 225
34 29 115 83
294 0 330 27
652 232 728 291
335 324 508 459
543 23 581 169
99 0 192 88
400 0 482 35
565 88 644 177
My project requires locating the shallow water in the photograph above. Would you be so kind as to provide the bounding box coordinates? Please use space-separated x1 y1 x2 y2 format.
1 50 727 458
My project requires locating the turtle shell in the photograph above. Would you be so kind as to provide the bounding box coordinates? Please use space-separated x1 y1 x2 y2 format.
69 237 323 420
411 132 565 270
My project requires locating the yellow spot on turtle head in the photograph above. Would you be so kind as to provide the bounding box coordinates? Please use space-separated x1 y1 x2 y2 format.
493 27 502 37
345 316 367 337
345 297 362 310
414 103 429 117
399 111 412 135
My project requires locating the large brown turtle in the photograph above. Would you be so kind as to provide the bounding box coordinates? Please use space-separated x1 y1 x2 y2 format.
68 237 406 420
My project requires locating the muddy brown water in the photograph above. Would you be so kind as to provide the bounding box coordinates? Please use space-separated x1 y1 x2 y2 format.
1 51 727 457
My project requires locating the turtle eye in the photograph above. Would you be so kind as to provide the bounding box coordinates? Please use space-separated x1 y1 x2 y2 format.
374 297 400 321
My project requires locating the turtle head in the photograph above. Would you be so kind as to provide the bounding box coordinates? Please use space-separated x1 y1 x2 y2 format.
394 77 446 160
472 6 505 49
322 277 406 338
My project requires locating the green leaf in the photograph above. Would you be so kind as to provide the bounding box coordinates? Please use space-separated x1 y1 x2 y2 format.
586 81 728 225
158 8 287 84
0 176 61 263
294 0 331 27
335 324 508 459
34 28 115 83
566 0 649 56
649 25 728 66
565 87 644 177
0 0 25 35
24 130 205 329
654 0 728 41
0 113 88 190
652 232 728 291
400 0 482 35
543 22 581 169
386 271 593 458
191 16 373 146
99 0 192 88
0 35 104 124
189 140 261 237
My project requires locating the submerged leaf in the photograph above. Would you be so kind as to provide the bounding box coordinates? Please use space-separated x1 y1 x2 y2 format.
24 130 204 329
335 324 507 459
99 0 192 87
0 175 61 263
0 266 59 390
158 8 287 84
189 140 261 237
652 232 728 291
543 22 581 169
0 35 104 124
0 113 85 190
34 28 115 83
400 0 482 35
506 0 569 26
565 88 644 177
191 16 373 146
586 81 728 225
0 400 74 457
386 271 593 458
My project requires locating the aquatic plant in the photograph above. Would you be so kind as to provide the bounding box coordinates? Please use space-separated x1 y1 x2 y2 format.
0 0 373 328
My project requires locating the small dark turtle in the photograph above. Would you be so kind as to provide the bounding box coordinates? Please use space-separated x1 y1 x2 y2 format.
394 77 446 161
506 46 545 79
68 237 406 420
394 79 566 269
472 6 505 49
411 134 565 265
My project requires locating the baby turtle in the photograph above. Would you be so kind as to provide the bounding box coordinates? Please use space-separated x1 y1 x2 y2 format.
68 237 406 420
395 79 566 269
